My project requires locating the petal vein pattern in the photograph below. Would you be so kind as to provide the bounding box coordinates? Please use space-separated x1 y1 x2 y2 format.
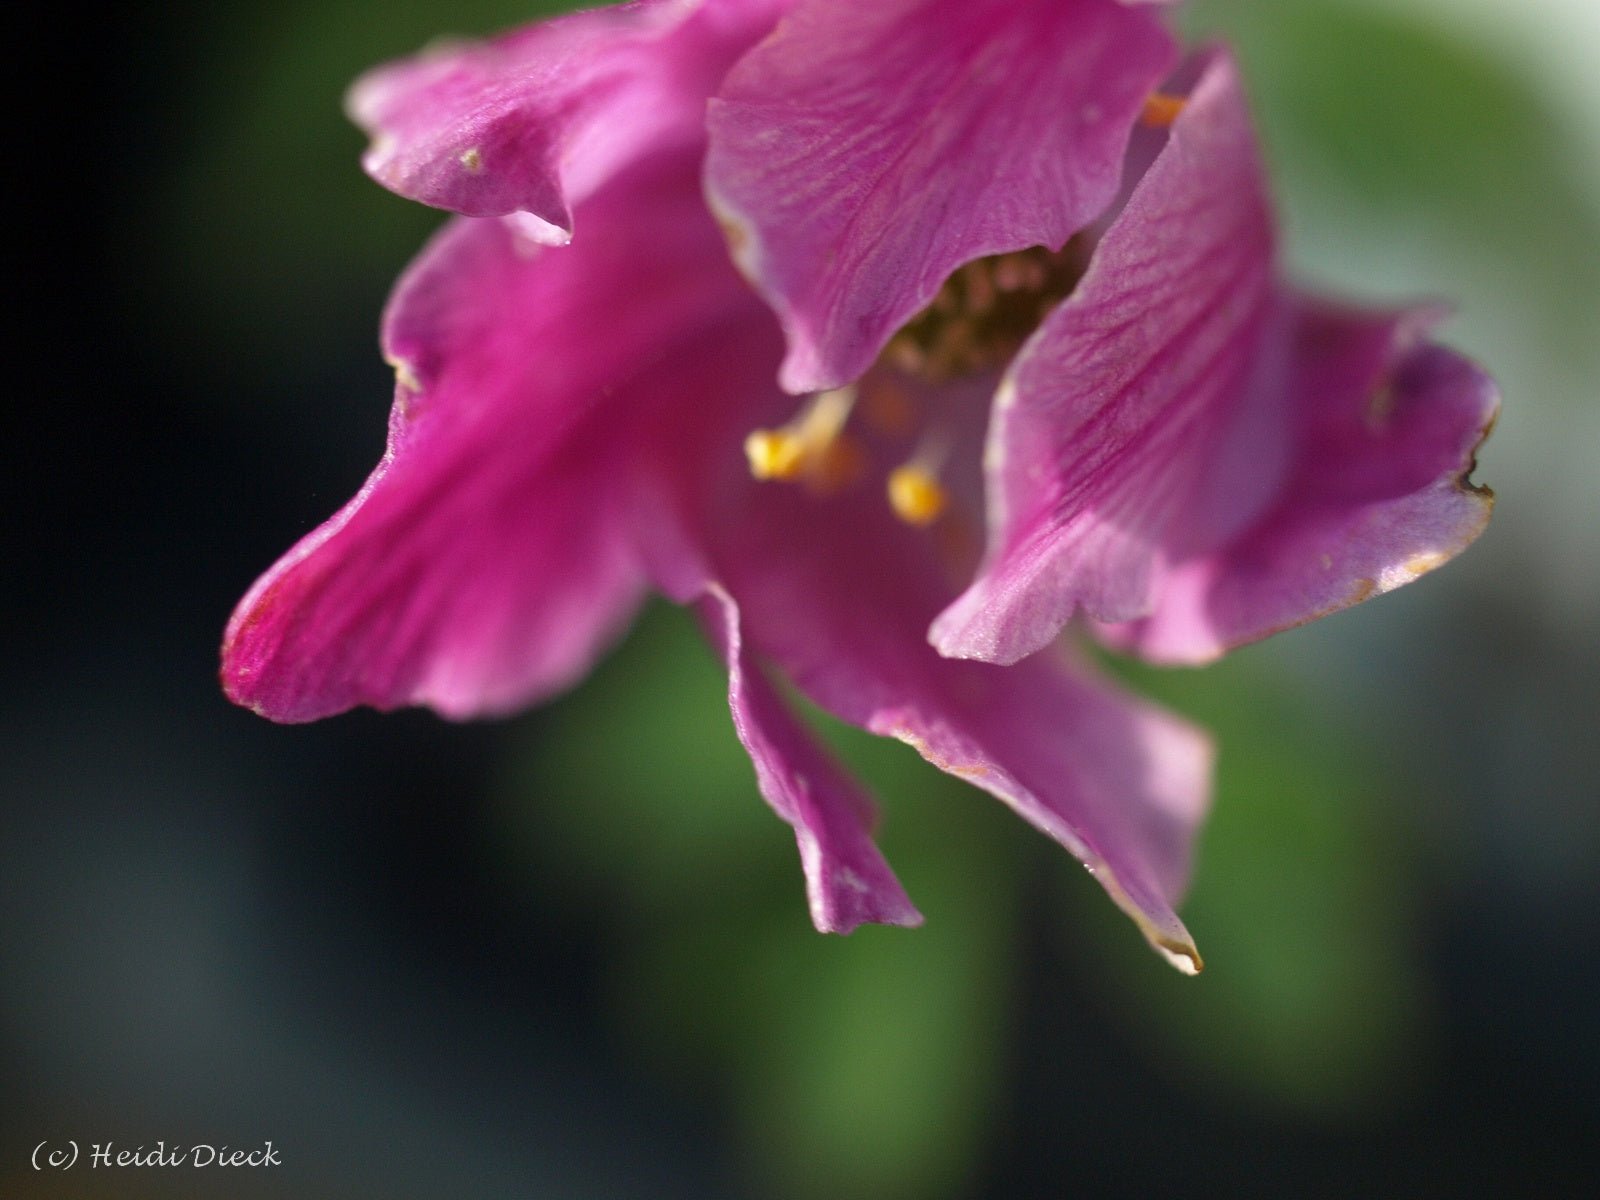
705 0 1177 392
223 155 752 721
350 0 790 237
932 53 1279 664
1099 303 1498 662
697 584 923 933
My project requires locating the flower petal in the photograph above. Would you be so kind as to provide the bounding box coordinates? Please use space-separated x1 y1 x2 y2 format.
223 153 749 721
681 464 1212 970
609 306 923 935
697 584 923 933
932 51 1279 664
1100 301 1499 662
704 0 1177 392
349 0 788 235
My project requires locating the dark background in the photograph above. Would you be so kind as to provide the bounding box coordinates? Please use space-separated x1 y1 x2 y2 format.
7 1 1599 1196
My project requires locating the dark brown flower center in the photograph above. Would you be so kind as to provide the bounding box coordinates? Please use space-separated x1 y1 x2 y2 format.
879 242 1089 384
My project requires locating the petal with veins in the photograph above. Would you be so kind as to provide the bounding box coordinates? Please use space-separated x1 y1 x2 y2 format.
697 584 923 933
932 51 1279 664
1100 301 1499 662
686 466 1212 970
223 153 752 720
705 0 1176 392
350 0 789 235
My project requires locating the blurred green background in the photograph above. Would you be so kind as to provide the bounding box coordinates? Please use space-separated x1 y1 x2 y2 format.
5 0 1598 1196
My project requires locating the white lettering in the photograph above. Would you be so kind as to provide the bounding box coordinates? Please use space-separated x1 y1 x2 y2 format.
68 1138 279 1168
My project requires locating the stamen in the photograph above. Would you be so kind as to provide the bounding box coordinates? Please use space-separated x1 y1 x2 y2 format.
744 429 806 480
1140 92 1187 129
887 430 952 526
744 387 862 492
887 465 947 526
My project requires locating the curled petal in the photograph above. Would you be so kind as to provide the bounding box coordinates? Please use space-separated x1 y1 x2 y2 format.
223 400 645 722
705 0 1177 392
349 0 788 235
590 272 920 934
1100 301 1499 662
223 153 749 721
873 651 1213 972
932 50 1278 664
693 473 1212 970
698 584 922 933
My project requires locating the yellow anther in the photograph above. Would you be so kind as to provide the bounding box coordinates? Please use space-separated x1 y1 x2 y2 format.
887 465 948 526
745 387 861 491
1141 92 1187 129
745 429 807 480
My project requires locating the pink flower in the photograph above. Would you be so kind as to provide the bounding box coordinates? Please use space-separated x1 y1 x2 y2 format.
223 0 1495 971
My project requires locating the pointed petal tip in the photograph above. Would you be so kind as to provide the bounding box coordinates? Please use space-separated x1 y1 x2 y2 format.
219 590 305 724
798 818 925 934
876 707 1208 970
698 585 923 938
1157 937 1204 975
812 897 926 935
505 209 574 247
1127 897 1203 974
926 610 1007 666
1089 855 1204 974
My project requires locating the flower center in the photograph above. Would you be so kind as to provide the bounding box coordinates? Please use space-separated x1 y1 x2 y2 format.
745 243 1093 527
742 87 1191 527
881 244 1089 385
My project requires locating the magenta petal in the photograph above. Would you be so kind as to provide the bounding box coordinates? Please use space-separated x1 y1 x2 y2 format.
1102 301 1499 662
875 649 1212 972
223 155 749 721
594 270 920 934
348 0 787 233
705 481 1212 970
698 585 923 933
932 51 1278 664
704 0 1177 392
